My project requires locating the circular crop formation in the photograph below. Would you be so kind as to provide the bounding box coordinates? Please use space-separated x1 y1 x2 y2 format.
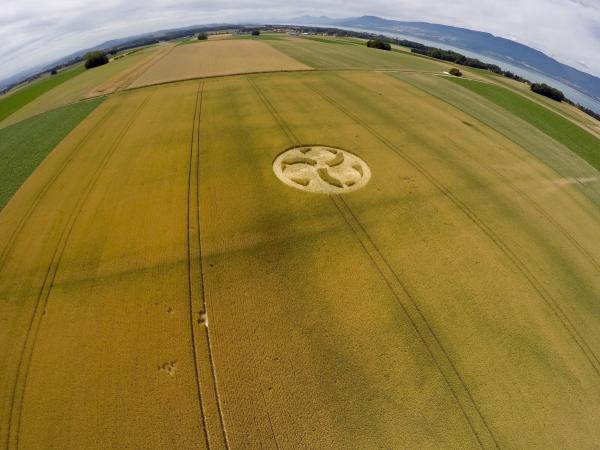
273 146 371 194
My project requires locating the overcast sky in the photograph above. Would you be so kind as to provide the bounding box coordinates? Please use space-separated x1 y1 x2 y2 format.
1 0 600 82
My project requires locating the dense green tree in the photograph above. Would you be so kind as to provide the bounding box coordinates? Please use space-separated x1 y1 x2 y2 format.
530 83 565 102
366 40 391 51
84 51 109 70
197 32 208 40
251 29 260 36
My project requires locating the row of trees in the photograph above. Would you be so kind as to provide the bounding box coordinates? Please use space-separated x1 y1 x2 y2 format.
410 46 504 73
530 83 565 101
256 24 600 120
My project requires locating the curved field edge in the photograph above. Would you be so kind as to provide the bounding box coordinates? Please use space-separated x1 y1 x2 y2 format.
0 46 162 129
2 72 599 448
396 73 600 207
0 65 86 123
444 76 600 171
0 97 105 210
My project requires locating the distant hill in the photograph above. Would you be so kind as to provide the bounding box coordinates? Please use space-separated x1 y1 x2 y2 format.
4 15 600 105
290 15 600 102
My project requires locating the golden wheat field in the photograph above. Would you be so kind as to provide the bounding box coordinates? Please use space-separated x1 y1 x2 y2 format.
1 35 600 449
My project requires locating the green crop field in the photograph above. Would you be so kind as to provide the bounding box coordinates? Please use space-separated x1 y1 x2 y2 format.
0 98 104 210
0 65 86 122
0 35 599 449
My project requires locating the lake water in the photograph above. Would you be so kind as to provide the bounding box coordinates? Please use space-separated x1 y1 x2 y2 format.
336 26 600 114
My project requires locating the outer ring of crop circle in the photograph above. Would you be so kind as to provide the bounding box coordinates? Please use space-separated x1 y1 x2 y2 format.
272 144 371 194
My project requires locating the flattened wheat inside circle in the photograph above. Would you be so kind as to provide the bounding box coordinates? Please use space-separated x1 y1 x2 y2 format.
273 146 371 194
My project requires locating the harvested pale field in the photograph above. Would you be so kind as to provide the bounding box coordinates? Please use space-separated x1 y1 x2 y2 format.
266 35 450 72
129 40 311 88
208 34 233 40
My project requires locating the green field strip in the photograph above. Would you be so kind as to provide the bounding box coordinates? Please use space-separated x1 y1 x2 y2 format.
304 36 357 46
395 73 600 211
0 97 104 210
0 65 86 123
236 34 285 41
309 71 600 384
445 77 600 171
265 37 448 72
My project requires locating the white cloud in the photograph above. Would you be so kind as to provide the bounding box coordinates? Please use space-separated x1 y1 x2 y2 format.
0 0 599 81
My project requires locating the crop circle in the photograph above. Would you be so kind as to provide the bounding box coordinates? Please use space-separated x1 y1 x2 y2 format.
273 146 371 194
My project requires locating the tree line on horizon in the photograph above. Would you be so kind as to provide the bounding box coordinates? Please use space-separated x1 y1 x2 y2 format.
279 24 599 121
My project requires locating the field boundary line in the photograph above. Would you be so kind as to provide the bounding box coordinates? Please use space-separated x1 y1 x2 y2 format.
0 98 115 274
120 44 177 92
118 68 440 95
87 44 175 97
1 98 116 447
390 72 600 271
444 126 600 273
306 77 600 377
189 82 230 449
3 69 438 130
5 91 153 450
248 76 497 449
398 72 600 211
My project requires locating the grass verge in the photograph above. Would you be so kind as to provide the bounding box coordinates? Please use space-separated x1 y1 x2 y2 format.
445 77 600 170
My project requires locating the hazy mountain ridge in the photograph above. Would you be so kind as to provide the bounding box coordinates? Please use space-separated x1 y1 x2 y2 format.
292 15 600 101
0 23 234 91
3 15 599 104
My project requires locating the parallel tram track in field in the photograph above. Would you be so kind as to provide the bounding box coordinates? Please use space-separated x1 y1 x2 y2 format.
186 82 211 450
4 91 153 450
305 78 600 379
0 99 121 449
248 76 499 449
187 81 230 450
384 72 600 274
0 99 120 276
